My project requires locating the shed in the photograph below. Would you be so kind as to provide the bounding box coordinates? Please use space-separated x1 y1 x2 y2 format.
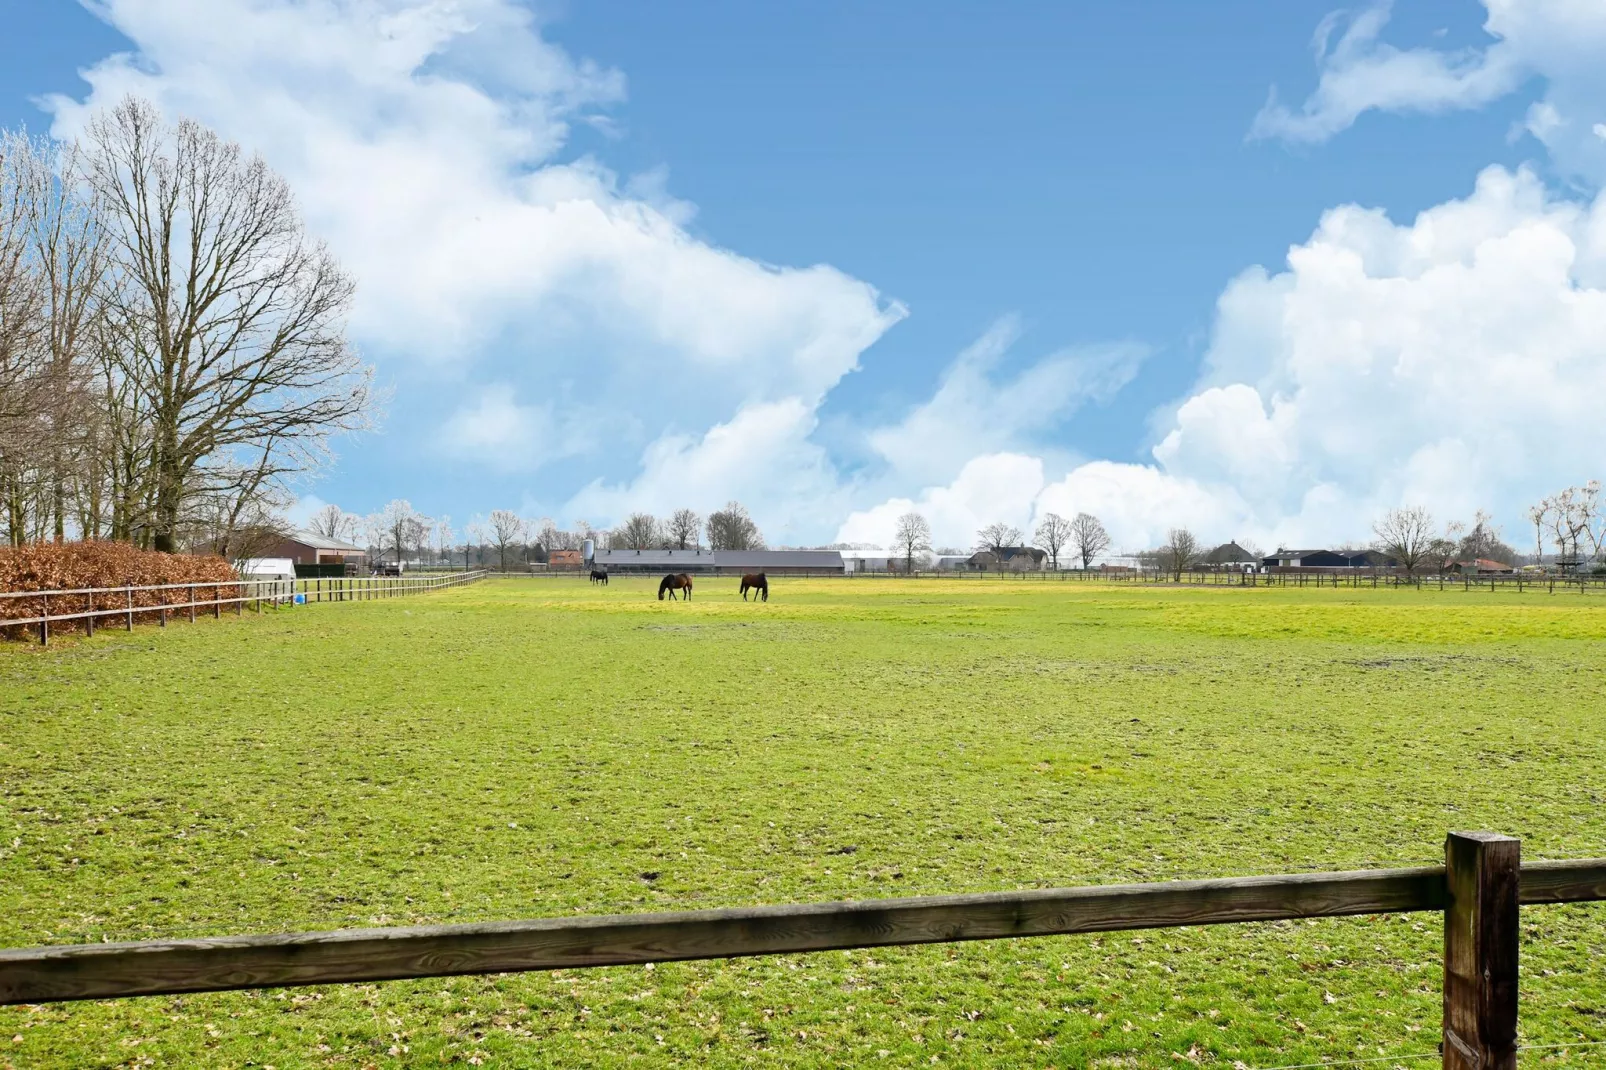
260 530 366 570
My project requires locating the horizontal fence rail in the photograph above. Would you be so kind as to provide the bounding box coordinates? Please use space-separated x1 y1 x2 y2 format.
0 570 489 644
2 849 1601 1009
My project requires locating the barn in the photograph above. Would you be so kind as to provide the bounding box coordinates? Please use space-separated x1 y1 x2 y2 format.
590 549 845 575
259 530 367 574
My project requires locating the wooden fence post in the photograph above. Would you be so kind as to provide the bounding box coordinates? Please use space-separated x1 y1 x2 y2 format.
1442 831 1519 1070
125 581 134 631
39 593 48 646
86 590 94 637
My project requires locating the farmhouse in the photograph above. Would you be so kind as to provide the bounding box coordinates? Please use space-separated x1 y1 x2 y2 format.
547 549 585 569
967 546 1046 571
1200 541 1258 568
260 529 367 571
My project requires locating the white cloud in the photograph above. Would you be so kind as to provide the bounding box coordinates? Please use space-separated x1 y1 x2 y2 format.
1250 0 1606 183
435 384 609 470
565 398 849 546
1250 2 1524 144
865 317 1143 488
836 454 1047 550
841 165 1606 555
47 0 904 449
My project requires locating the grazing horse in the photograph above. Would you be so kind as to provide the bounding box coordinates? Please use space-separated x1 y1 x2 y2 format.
589 569 609 585
658 573 693 601
740 572 769 602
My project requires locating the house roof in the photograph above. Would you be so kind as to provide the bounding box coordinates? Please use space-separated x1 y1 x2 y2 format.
1203 541 1256 563
593 548 715 568
590 549 843 569
710 550 845 569
288 529 365 553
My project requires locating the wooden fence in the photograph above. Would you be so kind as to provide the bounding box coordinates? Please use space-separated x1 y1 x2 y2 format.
3 834 1603 1067
0 569 489 645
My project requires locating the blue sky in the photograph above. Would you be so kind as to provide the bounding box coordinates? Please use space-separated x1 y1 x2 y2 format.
5 1 1606 551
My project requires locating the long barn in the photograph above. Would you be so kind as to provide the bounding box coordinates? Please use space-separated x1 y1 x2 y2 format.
590 549 844 575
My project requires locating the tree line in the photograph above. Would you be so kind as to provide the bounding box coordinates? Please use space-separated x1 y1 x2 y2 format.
886 511 1112 571
303 500 770 571
0 100 374 554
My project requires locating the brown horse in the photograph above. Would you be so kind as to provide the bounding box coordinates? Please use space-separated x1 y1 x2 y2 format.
740 573 768 602
658 573 693 600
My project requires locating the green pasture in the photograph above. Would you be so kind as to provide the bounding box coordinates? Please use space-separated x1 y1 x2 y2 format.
3 577 1605 1067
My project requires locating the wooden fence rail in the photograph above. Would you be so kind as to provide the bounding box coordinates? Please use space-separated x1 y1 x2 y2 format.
0 570 489 645
4 835 1603 1068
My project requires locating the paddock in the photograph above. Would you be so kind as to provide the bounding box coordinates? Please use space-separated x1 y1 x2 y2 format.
4 578 1605 1066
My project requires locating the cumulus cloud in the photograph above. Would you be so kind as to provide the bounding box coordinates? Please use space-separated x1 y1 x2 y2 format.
48 0 904 464
836 454 1047 550
565 398 850 547
1250 0 1606 183
841 166 1606 554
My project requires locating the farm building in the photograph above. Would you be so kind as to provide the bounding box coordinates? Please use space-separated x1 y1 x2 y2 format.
1200 541 1259 568
1447 558 1515 574
714 550 845 576
967 546 1046 571
839 550 895 573
1263 548 1399 569
546 549 585 569
590 549 845 575
259 530 367 571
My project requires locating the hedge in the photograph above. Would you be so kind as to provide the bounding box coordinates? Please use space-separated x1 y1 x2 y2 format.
0 541 238 638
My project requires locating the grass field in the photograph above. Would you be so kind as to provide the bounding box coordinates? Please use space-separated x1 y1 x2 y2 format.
3 576 1606 1068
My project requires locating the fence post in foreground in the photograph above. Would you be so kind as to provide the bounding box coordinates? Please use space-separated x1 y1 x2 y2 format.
125 581 134 631
86 590 94 637
1442 831 1519 1070
39 593 48 646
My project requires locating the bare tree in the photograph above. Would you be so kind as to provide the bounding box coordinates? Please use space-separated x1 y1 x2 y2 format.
1068 512 1111 570
8 131 107 543
433 515 454 567
308 502 360 544
707 501 764 551
488 508 523 571
975 521 1022 555
667 508 701 550
84 98 375 552
1372 506 1434 578
536 517 570 553
0 132 51 545
370 499 423 567
1159 527 1200 581
893 511 932 572
1033 512 1072 571
1526 503 1547 566
613 511 661 551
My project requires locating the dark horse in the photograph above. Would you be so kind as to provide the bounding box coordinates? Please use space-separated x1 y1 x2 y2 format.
589 569 608 585
658 573 693 601
740 573 768 602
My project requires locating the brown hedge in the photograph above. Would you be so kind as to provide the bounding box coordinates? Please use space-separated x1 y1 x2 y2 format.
0 541 239 638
